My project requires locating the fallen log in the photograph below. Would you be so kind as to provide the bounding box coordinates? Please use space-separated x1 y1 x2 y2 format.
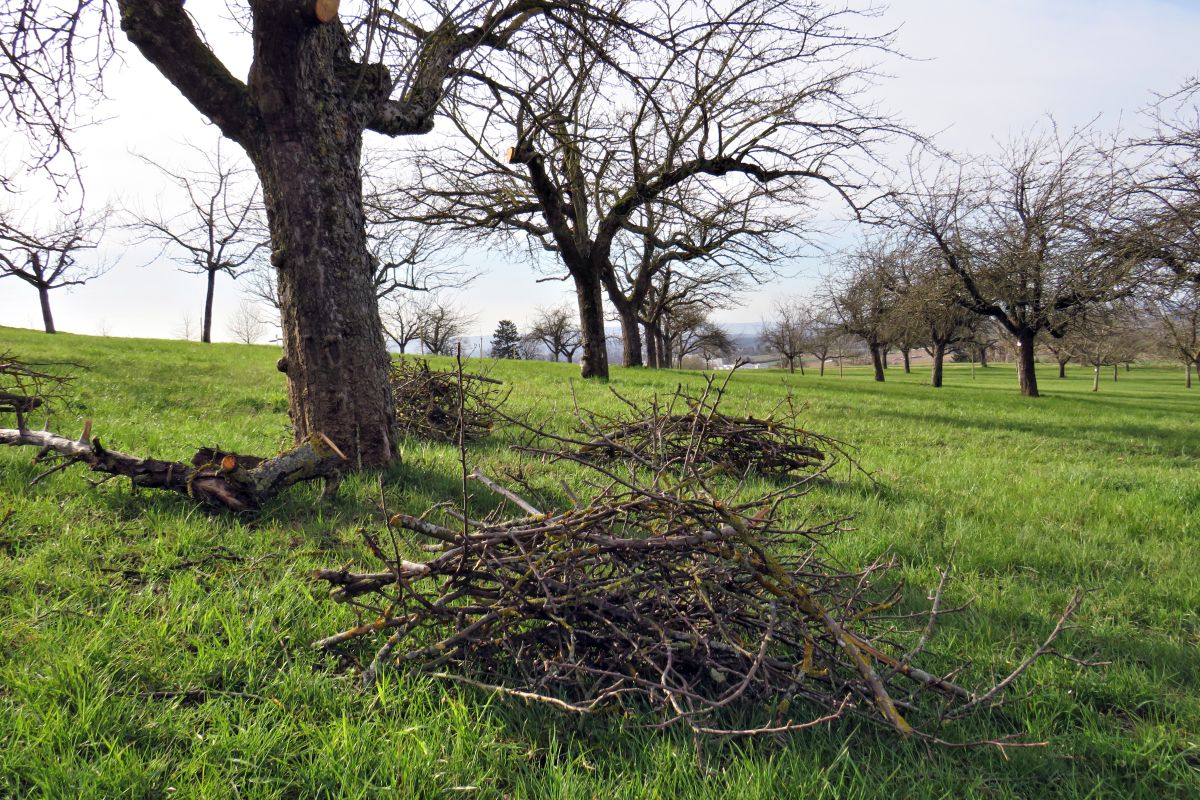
0 424 346 511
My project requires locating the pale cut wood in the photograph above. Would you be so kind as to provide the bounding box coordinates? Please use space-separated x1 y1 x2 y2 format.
314 0 339 23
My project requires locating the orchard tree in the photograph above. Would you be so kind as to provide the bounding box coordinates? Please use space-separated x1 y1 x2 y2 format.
416 297 475 356
405 1 899 378
829 241 897 382
1150 278 1200 386
760 298 808 374
0 203 109 333
893 130 1133 397
526 305 581 363
128 142 266 343
1 0 644 467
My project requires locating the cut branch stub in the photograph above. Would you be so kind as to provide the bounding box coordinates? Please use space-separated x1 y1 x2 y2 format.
313 0 339 24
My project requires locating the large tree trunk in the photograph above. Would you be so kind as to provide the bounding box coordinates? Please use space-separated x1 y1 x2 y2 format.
616 307 643 368
37 285 55 334
1057 359 1067 378
979 347 989 368
572 269 609 379
931 341 946 388
1187 361 1193 388
660 329 673 371
1092 365 1100 392
644 323 658 368
870 344 885 382
247 14 396 467
1016 329 1039 397
201 267 216 343
901 348 911 373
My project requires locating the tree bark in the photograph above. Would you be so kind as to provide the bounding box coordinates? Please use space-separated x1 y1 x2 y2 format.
931 341 946 388
870 345 885 382
1092 365 1100 392
1187 361 1193 389
901 348 911 373
246 13 397 467
573 270 610 379
1058 359 1067 378
1016 329 1039 397
979 347 989 368
644 323 657 368
37 285 55 334
616 307 643 368
202 267 216 343
659 329 673 371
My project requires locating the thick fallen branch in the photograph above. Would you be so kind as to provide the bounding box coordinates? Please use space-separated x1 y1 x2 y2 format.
0 425 346 511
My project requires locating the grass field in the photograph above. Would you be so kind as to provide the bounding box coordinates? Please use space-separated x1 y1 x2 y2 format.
1 324 1198 799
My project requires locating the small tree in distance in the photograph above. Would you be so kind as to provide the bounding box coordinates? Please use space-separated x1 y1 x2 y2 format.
490 320 522 360
228 300 267 345
128 141 266 344
527 305 582 363
761 299 808 374
0 203 109 334
417 298 476 357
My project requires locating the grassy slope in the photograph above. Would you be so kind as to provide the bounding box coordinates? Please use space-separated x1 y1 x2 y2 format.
0 325 1197 799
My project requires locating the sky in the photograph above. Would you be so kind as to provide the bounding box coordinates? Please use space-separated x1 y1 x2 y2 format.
2 0 1199 343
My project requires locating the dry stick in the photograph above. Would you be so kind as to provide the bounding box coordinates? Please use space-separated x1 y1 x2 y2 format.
945 589 1086 719
455 344 470 575
471 468 542 516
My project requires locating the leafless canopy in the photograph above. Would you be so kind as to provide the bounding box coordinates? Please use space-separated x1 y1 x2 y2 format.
0 199 109 333
889 127 1134 396
401 0 902 377
126 140 267 343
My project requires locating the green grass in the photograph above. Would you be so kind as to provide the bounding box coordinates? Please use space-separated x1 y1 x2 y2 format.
1 325 1198 799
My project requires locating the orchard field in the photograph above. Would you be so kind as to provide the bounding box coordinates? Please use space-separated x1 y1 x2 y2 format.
1 326 1197 798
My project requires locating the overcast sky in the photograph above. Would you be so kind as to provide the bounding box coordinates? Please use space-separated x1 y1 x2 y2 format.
2 0 1199 342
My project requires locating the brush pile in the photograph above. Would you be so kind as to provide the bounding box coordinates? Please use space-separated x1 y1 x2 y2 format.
0 351 72 421
389 358 507 443
566 379 847 478
315 376 1082 742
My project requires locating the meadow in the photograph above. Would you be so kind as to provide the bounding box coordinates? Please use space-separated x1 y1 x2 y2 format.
1 325 1197 799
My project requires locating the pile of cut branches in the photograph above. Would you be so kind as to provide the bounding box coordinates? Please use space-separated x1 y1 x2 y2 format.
0 351 74 422
315 446 1083 743
559 376 850 479
389 358 507 444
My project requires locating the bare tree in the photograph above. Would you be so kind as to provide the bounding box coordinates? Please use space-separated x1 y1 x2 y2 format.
228 299 267 345
0 202 109 333
892 130 1133 397
415 297 476 357
889 246 974 387
1150 278 1200 386
829 240 898 382
803 305 841 377
668 307 733 369
1111 78 1200 288
381 295 422 354
526 305 581 363
3 0 660 468
1070 304 1141 391
405 2 899 378
760 298 808 374
128 141 266 343
175 312 196 341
